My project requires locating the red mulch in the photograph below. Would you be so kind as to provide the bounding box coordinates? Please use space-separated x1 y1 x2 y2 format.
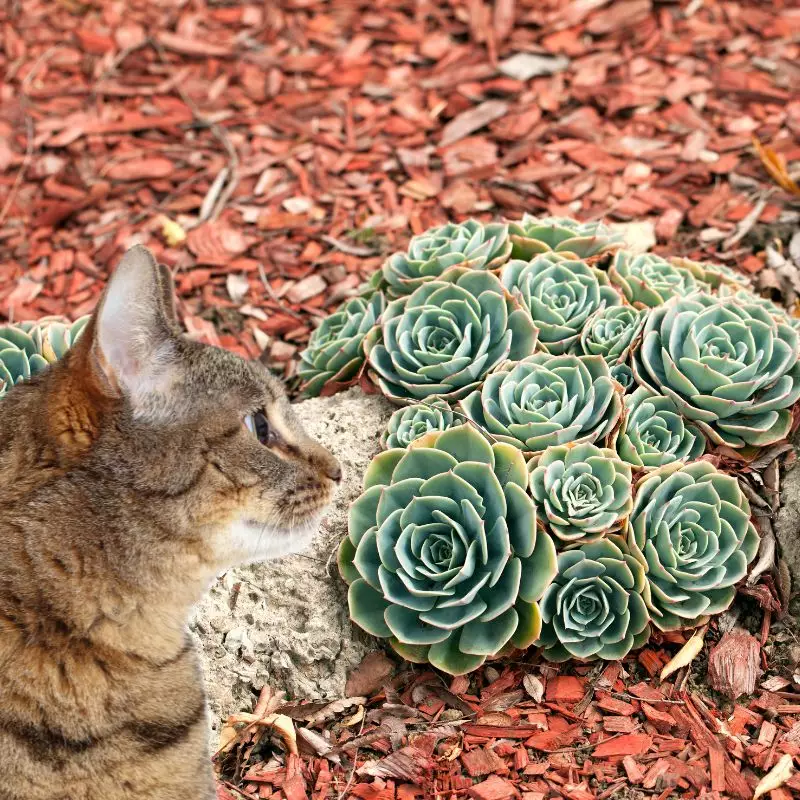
2 2 800 795
214 620 800 800
1 0 799 382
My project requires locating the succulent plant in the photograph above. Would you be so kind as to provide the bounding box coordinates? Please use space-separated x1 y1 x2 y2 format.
670 257 751 291
626 461 759 631
365 268 537 404
529 443 633 545
537 536 651 661
501 254 621 355
609 251 711 308
383 399 463 449
460 353 623 455
0 316 89 398
298 293 386 397
718 285 800 331
338 425 558 675
579 305 647 365
358 269 389 301
382 220 512 298
612 387 706 470
610 363 636 392
507 215 624 260
632 292 800 448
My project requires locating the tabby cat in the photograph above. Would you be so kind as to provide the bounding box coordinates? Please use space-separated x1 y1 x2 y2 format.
0 245 341 799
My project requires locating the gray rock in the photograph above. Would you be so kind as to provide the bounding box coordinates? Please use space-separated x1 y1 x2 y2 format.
776 460 800 580
193 388 394 732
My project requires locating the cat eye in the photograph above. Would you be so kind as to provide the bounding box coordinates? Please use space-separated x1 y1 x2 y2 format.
244 410 276 447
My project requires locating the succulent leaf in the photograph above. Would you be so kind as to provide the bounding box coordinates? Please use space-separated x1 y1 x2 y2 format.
382 220 512 298
459 353 623 455
298 293 386 397
612 387 706 470
631 292 800 448
609 251 712 308
529 443 633 545
501 254 622 354
507 215 623 260
338 424 557 675
538 536 651 661
366 267 538 404
626 461 760 631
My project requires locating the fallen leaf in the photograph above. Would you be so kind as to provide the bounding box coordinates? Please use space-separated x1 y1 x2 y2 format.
752 137 800 196
159 215 186 247
498 52 569 81
753 753 795 799
522 673 544 703
661 627 706 682
226 273 250 304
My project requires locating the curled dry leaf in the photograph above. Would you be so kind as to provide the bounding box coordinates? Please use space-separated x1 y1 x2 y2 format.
660 628 706 682
159 215 186 247
752 137 800 196
304 697 367 727
215 712 298 756
753 753 795 799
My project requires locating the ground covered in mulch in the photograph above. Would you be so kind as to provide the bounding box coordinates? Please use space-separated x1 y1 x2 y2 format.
3 2 800 798
1 0 799 389
214 608 800 800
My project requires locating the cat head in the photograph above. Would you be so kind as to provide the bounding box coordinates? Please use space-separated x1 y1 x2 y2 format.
41 245 341 566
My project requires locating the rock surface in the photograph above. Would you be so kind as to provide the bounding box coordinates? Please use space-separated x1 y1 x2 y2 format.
775 459 800 581
192 388 394 732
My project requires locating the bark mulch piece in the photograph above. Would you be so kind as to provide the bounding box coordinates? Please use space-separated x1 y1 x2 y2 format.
2 1 799 382
214 619 800 800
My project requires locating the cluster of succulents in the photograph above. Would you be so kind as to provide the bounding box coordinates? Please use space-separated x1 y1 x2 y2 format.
298 294 385 397
0 316 89 397
294 214 795 674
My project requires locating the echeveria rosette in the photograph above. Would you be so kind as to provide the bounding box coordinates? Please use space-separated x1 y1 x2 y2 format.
537 536 651 662
501 254 621 355
298 293 386 397
626 461 759 631
364 268 538 404
610 251 711 309
612 387 706 471
382 220 512 298
670 257 751 291
507 215 624 261
459 353 623 455
579 305 647 366
529 443 633 546
632 292 800 448
338 425 558 675
610 363 635 392
718 285 800 332
0 316 90 398
383 399 463 449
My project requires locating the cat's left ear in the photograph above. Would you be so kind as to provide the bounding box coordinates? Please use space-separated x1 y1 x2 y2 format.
87 245 181 414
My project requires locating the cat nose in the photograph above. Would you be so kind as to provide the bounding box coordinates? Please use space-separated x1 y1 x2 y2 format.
309 443 342 483
325 461 342 483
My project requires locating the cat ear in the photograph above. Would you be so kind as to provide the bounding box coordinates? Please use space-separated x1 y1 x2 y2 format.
155 261 180 328
90 245 180 409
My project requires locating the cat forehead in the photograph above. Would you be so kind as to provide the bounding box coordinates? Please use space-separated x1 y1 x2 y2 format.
178 340 281 409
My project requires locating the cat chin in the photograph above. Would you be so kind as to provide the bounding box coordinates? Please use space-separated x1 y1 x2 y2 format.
223 516 322 566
